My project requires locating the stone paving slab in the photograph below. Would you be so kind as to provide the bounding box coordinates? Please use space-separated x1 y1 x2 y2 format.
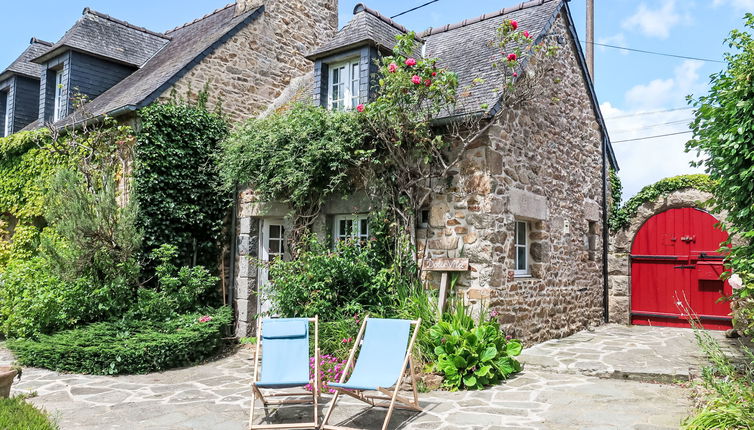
519 324 742 383
0 324 705 429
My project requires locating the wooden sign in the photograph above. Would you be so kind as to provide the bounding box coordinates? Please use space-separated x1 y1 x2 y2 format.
422 258 469 317
422 258 469 272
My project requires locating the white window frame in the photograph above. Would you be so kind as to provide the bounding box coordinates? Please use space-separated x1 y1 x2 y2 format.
53 69 64 122
333 214 369 244
514 220 530 277
258 219 286 316
327 59 360 111
2 91 10 137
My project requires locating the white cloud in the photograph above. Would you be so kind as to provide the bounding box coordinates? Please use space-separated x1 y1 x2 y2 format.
622 0 687 39
597 33 629 55
713 0 754 11
604 61 709 198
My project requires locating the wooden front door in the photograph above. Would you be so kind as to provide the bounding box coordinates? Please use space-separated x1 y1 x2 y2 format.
630 207 732 329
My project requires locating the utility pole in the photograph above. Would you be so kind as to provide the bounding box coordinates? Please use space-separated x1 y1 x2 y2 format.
586 0 595 81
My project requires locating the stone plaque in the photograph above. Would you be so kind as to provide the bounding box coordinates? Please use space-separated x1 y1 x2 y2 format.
422 258 469 272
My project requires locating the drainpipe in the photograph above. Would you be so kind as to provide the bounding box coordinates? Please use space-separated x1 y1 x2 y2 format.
602 136 610 323
228 184 239 317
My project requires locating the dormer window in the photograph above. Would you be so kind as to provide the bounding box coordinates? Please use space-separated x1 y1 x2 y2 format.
53 69 64 122
328 59 360 111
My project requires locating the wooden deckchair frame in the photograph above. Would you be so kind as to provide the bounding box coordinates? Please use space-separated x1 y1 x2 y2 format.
320 316 422 430
249 316 321 430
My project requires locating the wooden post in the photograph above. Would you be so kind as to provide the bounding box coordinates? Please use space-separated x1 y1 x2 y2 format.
421 258 469 318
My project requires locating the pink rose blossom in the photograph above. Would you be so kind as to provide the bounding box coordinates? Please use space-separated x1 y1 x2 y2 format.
405 58 417 67
356 104 365 112
198 315 213 323
411 75 422 85
424 79 432 87
510 20 518 30
512 72 518 77
388 62 398 73
507 53 517 61
523 30 531 39
730 274 744 290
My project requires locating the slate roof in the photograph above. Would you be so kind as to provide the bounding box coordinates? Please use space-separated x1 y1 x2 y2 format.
49 3 264 128
307 3 421 60
32 8 170 67
0 38 52 82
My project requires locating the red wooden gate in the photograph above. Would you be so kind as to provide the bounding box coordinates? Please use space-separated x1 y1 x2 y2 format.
631 207 732 330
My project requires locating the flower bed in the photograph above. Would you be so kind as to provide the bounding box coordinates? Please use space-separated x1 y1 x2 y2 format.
7 307 231 375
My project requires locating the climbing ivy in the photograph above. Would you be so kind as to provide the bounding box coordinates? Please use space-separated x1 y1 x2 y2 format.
608 168 623 216
608 174 716 232
134 102 230 271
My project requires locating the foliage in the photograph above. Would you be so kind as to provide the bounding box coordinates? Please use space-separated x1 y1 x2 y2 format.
608 168 623 217
219 104 366 247
430 307 522 391
608 174 716 232
305 354 348 394
682 325 754 429
134 102 230 270
7 307 232 375
318 318 361 358
42 168 141 292
687 14 754 335
128 244 219 321
0 397 58 430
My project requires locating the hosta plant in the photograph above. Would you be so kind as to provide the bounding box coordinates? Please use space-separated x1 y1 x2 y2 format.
430 309 522 391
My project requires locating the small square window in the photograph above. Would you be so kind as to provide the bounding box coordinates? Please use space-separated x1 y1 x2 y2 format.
333 214 369 245
514 221 529 276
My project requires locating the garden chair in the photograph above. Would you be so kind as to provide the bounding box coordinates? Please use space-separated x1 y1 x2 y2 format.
249 317 320 430
320 317 422 430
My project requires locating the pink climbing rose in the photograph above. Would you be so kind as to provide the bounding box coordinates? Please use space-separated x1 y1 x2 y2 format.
510 20 518 30
512 72 519 77
729 274 743 290
424 79 432 87
507 53 517 61
356 104 365 112
411 75 422 84
523 30 531 38
405 58 417 67
388 62 398 73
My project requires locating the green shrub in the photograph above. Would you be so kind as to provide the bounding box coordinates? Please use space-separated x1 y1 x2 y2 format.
267 237 404 321
0 397 57 430
7 307 231 375
430 307 523 391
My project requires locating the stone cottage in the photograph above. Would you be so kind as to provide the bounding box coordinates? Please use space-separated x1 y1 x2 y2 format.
232 0 619 343
0 0 337 131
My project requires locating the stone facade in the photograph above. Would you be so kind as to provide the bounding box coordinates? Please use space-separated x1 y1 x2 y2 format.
159 0 337 122
414 13 606 343
234 11 610 343
608 188 716 325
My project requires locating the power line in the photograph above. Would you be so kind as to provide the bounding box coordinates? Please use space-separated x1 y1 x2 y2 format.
612 130 693 144
611 118 693 133
582 41 725 64
391 0 440 19
605 106 694 119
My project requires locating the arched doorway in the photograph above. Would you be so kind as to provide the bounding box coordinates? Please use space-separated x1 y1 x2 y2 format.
630 207 732 329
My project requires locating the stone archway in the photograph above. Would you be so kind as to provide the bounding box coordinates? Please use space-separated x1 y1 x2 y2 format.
608 188 716 324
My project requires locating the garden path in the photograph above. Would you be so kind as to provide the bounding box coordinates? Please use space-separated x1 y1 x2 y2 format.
1 324 738 429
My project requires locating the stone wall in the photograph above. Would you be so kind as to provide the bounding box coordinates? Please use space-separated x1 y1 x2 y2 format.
608 188 715 325
419 12 607 343
159 0 338 123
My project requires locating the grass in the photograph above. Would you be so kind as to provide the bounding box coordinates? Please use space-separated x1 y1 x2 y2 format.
683 327 754 429
0 396 58 430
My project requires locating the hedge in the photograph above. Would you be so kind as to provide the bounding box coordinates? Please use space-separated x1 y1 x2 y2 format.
0 397 57 430
7 307 231 375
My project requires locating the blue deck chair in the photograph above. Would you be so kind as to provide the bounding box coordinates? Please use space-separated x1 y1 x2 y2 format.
320 317 422 430
249 317 320 430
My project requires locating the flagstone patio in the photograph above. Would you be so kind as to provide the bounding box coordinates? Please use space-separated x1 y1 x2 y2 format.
2 324 741 429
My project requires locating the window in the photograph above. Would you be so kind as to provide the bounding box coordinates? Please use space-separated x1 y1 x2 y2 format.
328 59 360 111
53 69 64 121
333 214 369 243
1 91 9 137
514 221 529 276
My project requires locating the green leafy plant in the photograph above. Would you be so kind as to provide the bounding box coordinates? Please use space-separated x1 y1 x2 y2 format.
430 308 522 391
686 14 754 335
608 174 716 232
134 102 230 272
7 307 231 375
0 397 58 430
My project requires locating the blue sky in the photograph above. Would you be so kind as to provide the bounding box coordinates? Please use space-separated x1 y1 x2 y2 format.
2 0 751 198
